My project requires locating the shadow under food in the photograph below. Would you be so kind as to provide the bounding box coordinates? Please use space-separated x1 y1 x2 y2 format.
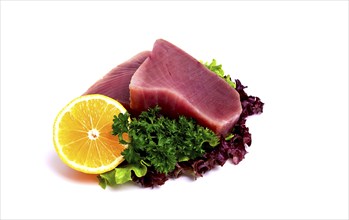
47 150 98 184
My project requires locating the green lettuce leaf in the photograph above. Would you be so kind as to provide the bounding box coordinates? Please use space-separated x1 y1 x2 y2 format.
98 161 148 189
202 59 236 88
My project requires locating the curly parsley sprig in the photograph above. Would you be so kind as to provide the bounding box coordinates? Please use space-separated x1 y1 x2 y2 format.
113 106 219 174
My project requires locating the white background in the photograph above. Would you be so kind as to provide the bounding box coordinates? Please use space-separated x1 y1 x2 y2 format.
1 1 348 219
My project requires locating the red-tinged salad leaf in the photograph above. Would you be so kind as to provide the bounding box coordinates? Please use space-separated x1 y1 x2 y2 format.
132 166 169 188
235 79 264 117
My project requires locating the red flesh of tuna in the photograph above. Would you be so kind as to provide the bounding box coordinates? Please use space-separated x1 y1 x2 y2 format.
129 39 242 136
84 51 150 111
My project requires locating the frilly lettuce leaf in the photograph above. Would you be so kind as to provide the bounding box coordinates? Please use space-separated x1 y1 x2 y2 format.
201 59 236 88
98 161 148 189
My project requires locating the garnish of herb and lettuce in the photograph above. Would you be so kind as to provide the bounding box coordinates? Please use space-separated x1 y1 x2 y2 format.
98 59 264 189
98 106 219 188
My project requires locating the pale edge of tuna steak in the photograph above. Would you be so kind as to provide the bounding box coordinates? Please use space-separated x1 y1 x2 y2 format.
84 51 150 111
129 39 242 136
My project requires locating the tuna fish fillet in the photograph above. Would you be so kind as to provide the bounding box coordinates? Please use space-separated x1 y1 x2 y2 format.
84 51 150 111
129 39 242 136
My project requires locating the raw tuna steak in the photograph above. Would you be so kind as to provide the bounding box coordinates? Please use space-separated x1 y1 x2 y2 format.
84 51 150 111
129 39 242 136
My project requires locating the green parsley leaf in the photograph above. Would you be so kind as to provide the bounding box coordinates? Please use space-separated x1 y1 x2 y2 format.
111 112 130 145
